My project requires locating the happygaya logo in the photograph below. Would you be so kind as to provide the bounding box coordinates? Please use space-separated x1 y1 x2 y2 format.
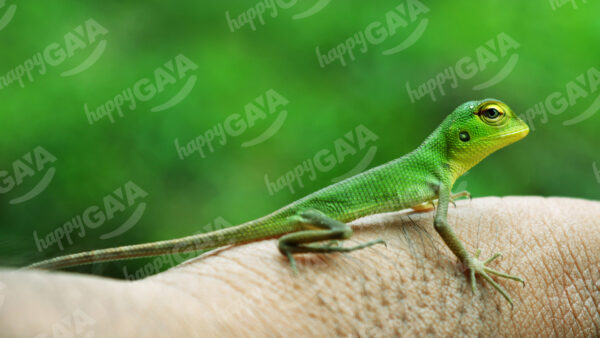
265 124 379 195
175 89 289 160
33 309 96 338
85 54 198 124
96 181 148 240
316 0 430 68
34 181 148 253
406 32 520 103
0 0 16 32
0 146 56 205
226 0 331 33
0 18 108 90
123 217 233 280
550 0 588 10
523 66 600 131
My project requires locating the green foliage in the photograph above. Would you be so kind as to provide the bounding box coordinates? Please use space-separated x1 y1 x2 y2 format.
0 0 598 278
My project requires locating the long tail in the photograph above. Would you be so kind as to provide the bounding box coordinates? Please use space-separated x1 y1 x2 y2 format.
26 212 295 270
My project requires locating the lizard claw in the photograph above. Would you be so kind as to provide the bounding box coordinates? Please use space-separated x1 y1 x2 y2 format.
467 250 524 307
450 191 471 208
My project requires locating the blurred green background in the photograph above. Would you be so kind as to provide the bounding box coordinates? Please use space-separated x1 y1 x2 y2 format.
1 0 598 278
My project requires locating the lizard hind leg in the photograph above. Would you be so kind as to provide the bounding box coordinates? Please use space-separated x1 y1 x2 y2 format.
278 209 386 272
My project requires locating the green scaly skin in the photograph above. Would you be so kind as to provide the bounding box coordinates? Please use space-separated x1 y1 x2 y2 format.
27 98 529 306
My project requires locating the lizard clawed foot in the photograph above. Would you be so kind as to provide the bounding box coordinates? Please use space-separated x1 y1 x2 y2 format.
450 191 471 207
282 239 387 274
305 239 387 252
466 249 525 307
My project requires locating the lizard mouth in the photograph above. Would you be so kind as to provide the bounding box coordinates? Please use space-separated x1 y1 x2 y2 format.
499 126 529 139
483 125 530 141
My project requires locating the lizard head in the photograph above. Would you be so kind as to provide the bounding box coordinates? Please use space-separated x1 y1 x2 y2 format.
444 99 529 179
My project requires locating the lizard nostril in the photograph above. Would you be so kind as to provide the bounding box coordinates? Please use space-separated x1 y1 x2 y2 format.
459 131 470 142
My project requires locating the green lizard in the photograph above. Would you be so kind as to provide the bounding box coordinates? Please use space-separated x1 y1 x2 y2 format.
28 99 529 305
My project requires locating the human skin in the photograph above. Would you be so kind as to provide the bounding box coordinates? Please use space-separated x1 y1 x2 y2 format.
0 197 598 337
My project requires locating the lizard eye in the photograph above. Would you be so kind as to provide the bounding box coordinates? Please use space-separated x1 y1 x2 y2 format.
478 105 506 125
484 108 501 119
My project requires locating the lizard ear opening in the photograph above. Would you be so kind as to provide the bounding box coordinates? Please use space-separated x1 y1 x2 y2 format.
459 131 470 142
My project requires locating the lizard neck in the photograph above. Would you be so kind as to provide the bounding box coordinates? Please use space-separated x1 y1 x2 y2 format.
413 125 455 181
414 122 472 186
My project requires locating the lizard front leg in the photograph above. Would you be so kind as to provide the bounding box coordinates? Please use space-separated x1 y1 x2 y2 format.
433 182 524 306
